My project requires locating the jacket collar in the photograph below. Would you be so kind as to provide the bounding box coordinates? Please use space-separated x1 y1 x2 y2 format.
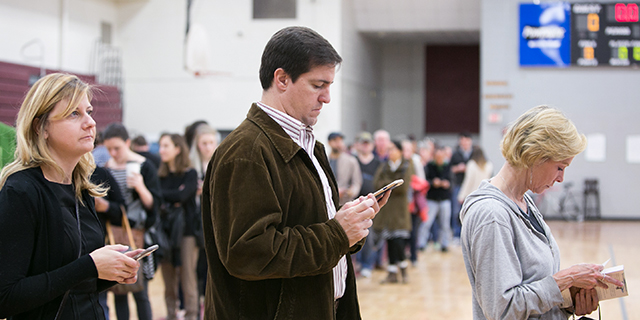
246 103 305 163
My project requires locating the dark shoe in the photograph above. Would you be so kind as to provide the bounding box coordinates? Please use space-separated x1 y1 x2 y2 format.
380 272 398 284
400 267 409 284
441 246 448 253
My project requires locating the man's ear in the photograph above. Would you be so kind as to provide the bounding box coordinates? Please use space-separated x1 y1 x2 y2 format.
273 68 290 91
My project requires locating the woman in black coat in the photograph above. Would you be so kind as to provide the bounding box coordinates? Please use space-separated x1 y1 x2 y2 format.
0 73 143 320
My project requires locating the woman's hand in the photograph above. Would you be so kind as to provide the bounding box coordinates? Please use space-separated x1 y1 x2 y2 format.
126 172 144 190
94 197 109 213
196 179 204 196
89 245 144 283
573 287 599 316
553 263 624 291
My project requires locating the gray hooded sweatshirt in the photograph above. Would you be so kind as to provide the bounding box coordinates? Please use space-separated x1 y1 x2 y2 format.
460 180 571 320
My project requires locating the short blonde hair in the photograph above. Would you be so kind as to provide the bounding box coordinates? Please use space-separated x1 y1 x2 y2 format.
500 105 587 168
0 73 105 201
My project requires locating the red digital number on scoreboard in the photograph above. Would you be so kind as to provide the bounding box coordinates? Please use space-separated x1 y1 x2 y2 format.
615 3 639 22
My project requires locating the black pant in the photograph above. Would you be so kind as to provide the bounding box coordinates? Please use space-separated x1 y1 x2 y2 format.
387 237 406 266
113 279 152 320
409 214 421 263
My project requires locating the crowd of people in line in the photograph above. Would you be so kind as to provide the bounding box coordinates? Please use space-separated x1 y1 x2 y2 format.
0 26 623 320
94 120 494 318
327 129 495 283
89 120 220 320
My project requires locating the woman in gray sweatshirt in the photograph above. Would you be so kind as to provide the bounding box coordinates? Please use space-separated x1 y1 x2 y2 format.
460 106 623 320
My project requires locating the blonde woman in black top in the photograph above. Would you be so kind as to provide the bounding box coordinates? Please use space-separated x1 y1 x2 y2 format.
0 73 142 320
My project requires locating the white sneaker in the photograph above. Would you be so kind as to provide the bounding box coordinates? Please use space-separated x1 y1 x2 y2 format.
360 268 372 278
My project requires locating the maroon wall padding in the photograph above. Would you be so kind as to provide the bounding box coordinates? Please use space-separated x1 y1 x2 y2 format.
425 45 480 134
0 61 121 130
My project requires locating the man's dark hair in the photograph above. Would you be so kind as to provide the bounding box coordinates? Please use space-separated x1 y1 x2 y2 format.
459 131 472 138
131 135 148 147
391 140 403 151
259 26 342 90
102 122 129 141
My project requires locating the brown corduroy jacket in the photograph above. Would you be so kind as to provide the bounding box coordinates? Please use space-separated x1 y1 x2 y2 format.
202 104 362 320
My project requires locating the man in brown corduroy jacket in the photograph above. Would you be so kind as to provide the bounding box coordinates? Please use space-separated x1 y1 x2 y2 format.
201 26 390 320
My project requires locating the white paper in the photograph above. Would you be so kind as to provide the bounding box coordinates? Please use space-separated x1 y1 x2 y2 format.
626 135 640 163
585 133 606 162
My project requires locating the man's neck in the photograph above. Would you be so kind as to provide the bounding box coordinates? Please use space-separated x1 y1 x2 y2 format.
330 151 341 159
260 91 292 120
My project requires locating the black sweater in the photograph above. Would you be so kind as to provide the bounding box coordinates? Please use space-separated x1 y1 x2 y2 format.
426 161 452 201
0 167 114 319
159 168 198 236
91 166 125 229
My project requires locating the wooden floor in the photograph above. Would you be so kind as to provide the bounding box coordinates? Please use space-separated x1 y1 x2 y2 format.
107 220 639 320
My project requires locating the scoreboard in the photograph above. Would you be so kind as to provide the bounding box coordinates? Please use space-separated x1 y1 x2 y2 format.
520 2 640 67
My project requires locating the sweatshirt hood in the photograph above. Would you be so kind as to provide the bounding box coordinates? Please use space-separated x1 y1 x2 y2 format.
459 179 532 223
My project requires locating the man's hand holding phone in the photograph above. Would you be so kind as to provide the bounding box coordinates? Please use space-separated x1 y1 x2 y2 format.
373 179 404 202
335 180 401 247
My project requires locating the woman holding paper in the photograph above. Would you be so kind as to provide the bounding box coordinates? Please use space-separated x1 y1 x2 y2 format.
460 106 624 319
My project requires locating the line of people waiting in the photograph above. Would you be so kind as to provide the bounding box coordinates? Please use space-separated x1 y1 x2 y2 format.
90 120 220 320
326 129 495 284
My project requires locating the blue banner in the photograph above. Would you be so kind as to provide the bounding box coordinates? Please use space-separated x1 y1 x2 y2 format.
520 3 572 67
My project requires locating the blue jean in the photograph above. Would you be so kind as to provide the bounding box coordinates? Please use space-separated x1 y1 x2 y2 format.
451 185 463 238
99 291 109 320
356 227 376 270
409 213 422 263
424 199 452 248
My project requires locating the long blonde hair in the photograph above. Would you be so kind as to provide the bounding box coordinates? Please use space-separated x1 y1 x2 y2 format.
0 73 106 201
189 124 219 178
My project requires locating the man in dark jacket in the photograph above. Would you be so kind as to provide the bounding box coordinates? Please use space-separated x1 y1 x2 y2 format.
450 132 473 240
201 26 389 320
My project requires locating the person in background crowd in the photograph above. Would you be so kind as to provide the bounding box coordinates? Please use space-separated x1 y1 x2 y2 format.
201 26 390 319
444 146 453 163
416 138 435 251
188 123 219 303
353 131 382 278
131 134 161 169
158 133 200 320
93 131 110 167
401 139 428 266
328 132 362 206
457 147 493 204
189 124 219 184
450 132 472 240
460 105 623 319
373 129 391 161
402 139 425 181
184 120 209 150
91 165 126 320
424 145 453 252
373 140 414 284
0 73 142 320
0 122 16 169
102 122 161 320
418 138 434 168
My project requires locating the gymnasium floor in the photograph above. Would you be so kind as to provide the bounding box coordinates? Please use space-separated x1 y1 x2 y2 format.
107 220 638 320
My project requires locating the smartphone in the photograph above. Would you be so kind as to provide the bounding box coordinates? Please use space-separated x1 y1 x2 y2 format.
373 179 404 200
133 244 159 261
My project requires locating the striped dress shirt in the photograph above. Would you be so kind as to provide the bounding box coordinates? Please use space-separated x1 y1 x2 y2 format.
257 102 347 300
